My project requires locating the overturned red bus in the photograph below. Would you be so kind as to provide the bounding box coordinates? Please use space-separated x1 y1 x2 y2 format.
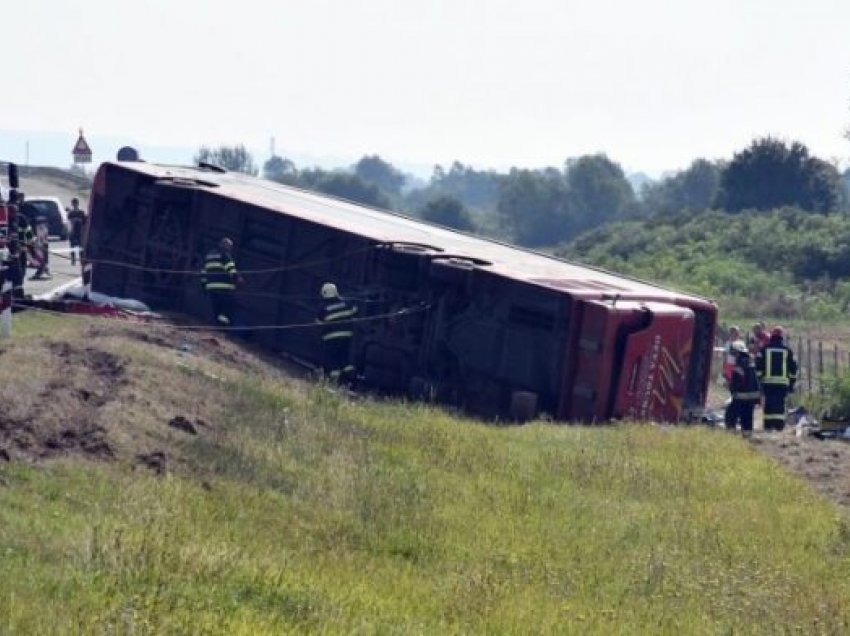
84 161 717 423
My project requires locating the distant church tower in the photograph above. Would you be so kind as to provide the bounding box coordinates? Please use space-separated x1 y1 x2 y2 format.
72 128 93 169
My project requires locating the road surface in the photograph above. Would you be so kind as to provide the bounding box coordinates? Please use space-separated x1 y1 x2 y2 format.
24 239 83 299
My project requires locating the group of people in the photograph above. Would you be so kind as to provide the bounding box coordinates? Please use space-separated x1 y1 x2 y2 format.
722 321 798 436
201 237 358 383
0 193 87 298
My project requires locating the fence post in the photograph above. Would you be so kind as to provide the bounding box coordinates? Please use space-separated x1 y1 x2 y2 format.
807 339 813 393
0 277 12 338
834 344 839 376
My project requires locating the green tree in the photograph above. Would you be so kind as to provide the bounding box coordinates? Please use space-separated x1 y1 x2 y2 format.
641 159 721 217
301 170 391 209
564 154 638 234
263 155 297 184
353 155 406 196
194 144 258 176
419 195 475 231
715 137 842 213
403 162 502 220
497 168 569 247
430 162 502 210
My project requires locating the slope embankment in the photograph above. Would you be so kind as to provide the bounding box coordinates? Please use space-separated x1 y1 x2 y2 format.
0 311 849 633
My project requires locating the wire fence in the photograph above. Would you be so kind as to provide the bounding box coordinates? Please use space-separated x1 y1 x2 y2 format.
713 334 849 397
792 336 848 395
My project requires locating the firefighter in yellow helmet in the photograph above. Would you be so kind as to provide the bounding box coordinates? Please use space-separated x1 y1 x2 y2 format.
316 282 358 383
201 237 239 327
756 326 798 432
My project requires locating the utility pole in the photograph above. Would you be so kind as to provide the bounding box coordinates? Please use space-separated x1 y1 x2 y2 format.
270 136 276 158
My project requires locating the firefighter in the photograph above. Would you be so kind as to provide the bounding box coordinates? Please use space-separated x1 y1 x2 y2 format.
67 197 87 266
725 340 761 437
316 282 358 383
756 326 797 432
201 237 239 328
7 196 34 298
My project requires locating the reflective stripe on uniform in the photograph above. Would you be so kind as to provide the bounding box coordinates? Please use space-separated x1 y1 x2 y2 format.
732 391 761 400
328 365 356 379
322 330 353 341
761 348 790 386
324 308 357 322
205 282 236 291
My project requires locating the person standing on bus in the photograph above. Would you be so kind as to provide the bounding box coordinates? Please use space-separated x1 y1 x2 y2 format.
67 198 87 266
316 282 358 384
756 326 797 432
201 237 239 328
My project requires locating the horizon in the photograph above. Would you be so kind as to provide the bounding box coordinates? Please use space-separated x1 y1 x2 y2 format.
0 127 683 181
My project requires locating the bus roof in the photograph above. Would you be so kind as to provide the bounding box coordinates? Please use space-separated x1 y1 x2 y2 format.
101 161 715 308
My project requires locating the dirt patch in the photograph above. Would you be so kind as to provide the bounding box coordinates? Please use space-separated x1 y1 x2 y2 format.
752 432 850 508
84 322 299 377
0 343 126 461
0 319 299 473
707 381 850 510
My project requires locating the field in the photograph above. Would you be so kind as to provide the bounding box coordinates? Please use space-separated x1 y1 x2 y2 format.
1 313 850 633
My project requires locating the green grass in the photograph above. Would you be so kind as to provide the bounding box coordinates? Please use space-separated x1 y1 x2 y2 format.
1 316 850 633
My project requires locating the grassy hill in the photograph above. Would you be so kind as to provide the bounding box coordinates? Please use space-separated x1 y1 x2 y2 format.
557 208 850 325
1 313 850 633
1 163 92 208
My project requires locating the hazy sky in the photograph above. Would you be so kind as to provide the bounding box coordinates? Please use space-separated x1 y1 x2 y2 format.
4 0 850 176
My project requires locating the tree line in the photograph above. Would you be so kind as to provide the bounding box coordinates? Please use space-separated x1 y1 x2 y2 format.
196 137 850 251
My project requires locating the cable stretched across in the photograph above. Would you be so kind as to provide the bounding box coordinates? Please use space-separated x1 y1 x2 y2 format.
11 300 431 333
48 243 377 276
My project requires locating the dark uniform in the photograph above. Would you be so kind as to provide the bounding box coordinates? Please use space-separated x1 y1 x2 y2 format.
317 283 358 382
7 206 34 298
201 241 238 327
756 329 797 432
67 200 87 265
725 345 761 436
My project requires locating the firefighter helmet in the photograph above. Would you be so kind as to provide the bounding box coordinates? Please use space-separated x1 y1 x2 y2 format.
321 282 338 299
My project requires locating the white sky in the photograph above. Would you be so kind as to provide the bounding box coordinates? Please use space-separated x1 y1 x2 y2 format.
4 0 850 176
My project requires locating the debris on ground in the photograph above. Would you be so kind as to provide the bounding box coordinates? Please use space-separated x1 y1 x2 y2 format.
136 451 167 474
168 416 199 435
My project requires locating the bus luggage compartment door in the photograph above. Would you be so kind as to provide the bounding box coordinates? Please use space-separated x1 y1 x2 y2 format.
613 302 695 422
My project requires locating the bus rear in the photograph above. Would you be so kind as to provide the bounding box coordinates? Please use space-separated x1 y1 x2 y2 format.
560 299 713 422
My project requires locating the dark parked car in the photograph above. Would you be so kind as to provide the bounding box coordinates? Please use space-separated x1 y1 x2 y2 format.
20 196 69 240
